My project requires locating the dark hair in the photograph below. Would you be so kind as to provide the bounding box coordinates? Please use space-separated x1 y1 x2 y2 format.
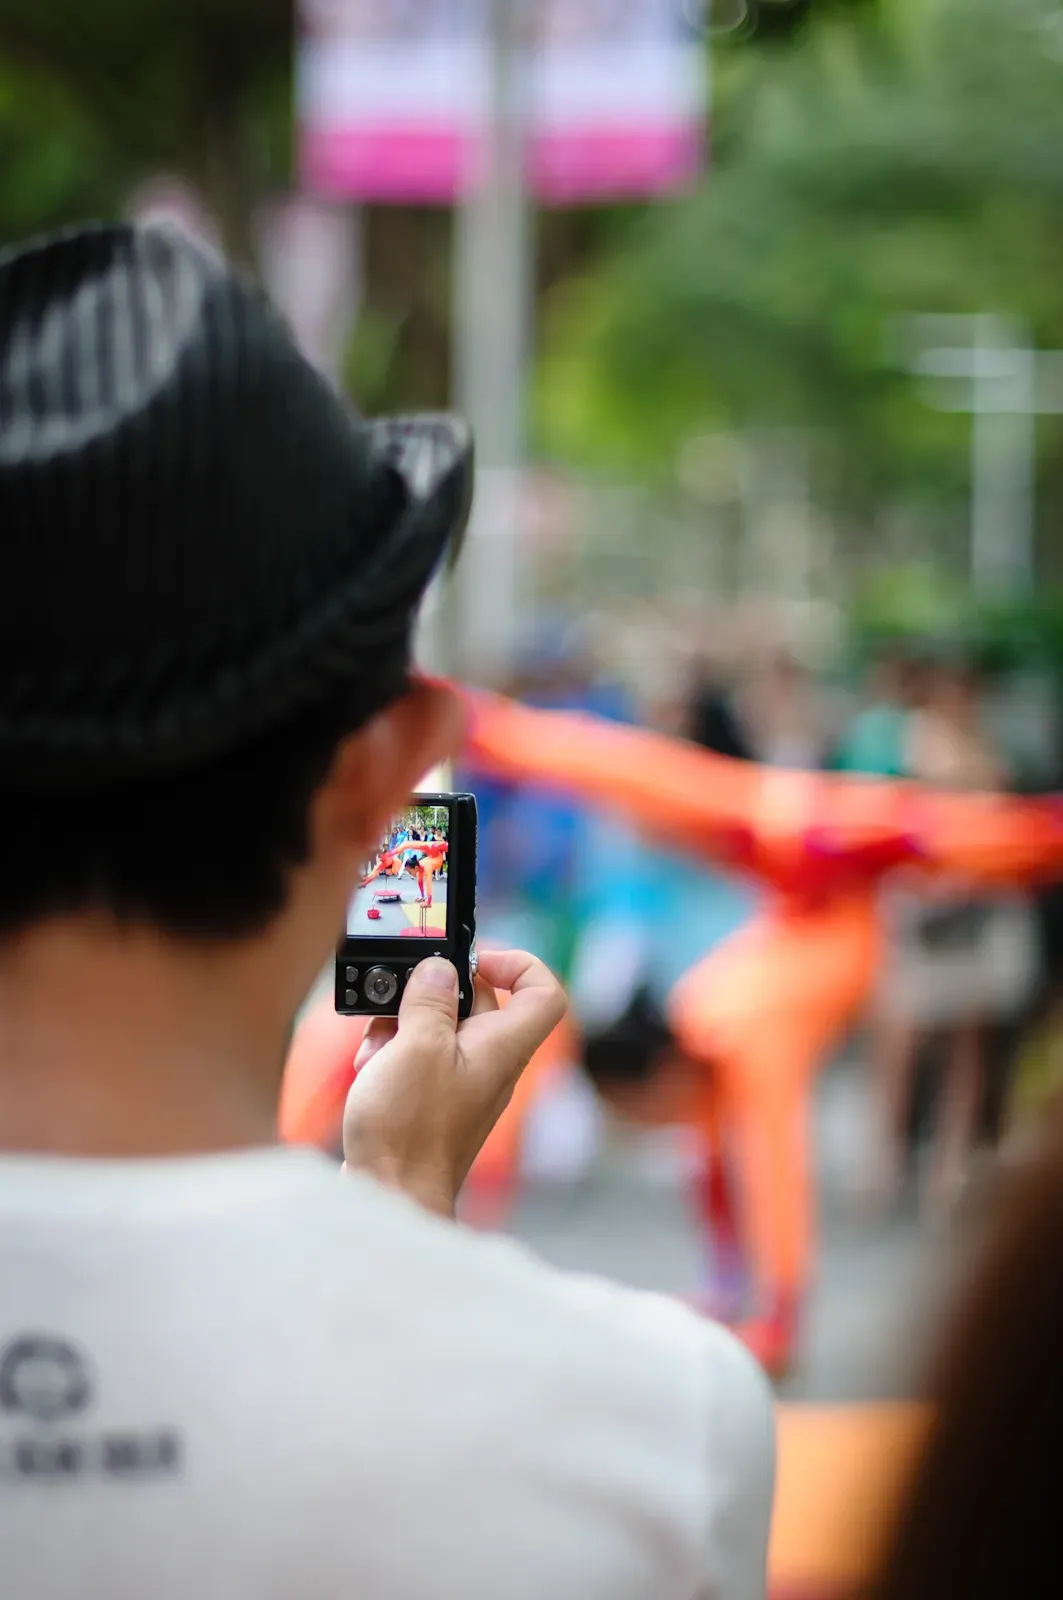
872 1107 1063 1600
0 680 404 942
895 655 931 710
686 661 753 761
581 987 675 1091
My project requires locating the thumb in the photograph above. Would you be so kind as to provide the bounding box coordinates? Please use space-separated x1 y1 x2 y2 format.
398 957 460 1043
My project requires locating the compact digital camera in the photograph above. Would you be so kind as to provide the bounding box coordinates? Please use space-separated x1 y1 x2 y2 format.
335 792 478 1020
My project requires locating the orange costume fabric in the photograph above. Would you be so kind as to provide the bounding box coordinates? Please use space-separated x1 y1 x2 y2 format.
279 1002 367 1152
363 846 405 885
460 691 1063 897
668 895 881 1303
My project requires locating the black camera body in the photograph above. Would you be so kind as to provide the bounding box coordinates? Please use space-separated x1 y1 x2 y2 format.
335 792 478 1020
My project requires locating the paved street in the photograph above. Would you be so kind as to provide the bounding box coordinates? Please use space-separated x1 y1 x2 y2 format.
348 878 449 937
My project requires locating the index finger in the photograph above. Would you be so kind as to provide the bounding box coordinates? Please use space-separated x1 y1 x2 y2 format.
474 947 558 997
470 973 501 1018
471 948 568 1050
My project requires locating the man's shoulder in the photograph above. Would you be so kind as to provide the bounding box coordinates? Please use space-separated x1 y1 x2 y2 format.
199 1158 774 1596
306 1166 771 1429
322 1176 777 1595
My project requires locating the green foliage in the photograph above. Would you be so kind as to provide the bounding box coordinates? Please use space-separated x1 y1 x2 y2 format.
710 0 878 45
0 67 122 246
536 0 1063 564
400 806 448 838
851 574 1063 676
0 0 291 261
345 307 409 416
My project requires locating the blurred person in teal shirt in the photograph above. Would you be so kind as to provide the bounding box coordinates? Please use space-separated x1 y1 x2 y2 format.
831 644 928 778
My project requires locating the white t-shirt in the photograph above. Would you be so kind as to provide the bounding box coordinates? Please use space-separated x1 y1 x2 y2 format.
0 1148 774 1600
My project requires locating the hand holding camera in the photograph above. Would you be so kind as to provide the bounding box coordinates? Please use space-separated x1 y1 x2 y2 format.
337 788 567 1217
342 949 567 1218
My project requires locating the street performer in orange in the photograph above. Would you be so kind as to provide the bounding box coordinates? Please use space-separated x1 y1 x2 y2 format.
361 842 407 887
406 827 449 908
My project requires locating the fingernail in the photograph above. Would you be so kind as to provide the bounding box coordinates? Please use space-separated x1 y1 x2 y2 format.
412 957 458 993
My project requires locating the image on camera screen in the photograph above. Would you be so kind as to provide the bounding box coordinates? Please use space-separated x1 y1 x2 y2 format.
347 804 450 939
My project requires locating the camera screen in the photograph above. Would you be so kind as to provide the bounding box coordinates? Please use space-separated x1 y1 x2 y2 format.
346 803 451 939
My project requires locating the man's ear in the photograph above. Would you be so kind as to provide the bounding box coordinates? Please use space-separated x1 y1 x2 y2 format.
312 680 464 863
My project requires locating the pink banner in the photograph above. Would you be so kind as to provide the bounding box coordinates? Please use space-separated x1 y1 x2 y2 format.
532 126 702 204
297 0 481 203
296 1 707 205
300 129 472 204
527 3 706 200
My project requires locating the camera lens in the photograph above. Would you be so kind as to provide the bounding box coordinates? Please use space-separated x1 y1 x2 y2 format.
364 967 399 1007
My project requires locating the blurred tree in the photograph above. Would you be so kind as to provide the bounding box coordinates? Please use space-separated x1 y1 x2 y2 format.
0 0 291 264
728 0 878 43
536 0 1063 581
0 64 120 243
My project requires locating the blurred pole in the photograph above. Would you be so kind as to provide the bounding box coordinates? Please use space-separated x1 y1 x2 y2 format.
903 313 1048 596
738 432 767 594
449 0 532 686
970 316 1035 593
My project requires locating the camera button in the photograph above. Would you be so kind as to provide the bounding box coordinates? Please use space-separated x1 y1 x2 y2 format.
364 967 399 1008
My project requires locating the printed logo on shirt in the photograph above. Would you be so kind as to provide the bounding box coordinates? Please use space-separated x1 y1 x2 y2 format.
0 1334 93 1422
0 1332 182 1486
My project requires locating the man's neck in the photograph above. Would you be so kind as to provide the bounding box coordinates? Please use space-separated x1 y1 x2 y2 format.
0 916 298 1159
